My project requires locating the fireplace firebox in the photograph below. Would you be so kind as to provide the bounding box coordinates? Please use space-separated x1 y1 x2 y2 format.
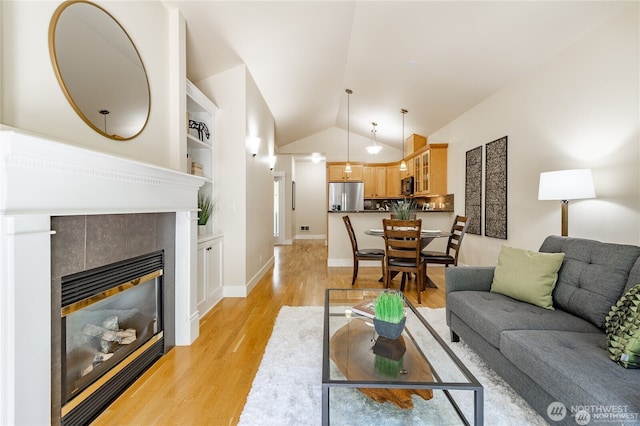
60 251 165 426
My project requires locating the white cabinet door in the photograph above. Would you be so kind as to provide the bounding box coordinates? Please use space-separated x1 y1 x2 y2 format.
196 235 224 318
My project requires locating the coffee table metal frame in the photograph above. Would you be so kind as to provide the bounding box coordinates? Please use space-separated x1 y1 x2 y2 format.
322 288 483 425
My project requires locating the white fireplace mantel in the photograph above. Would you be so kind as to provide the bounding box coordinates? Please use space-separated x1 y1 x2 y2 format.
0 127 204 425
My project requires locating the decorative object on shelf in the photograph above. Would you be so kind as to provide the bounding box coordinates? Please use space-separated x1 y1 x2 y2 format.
366 122 382 155
465 146 482 235
484 136 508 239
344 89 353 174
373 291 406 340
399 109 408 171
189 120 210 142
538 168 595 237
197 194 213 234
389 198 416 220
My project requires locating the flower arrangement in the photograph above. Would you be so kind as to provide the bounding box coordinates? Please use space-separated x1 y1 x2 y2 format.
197 194 213 226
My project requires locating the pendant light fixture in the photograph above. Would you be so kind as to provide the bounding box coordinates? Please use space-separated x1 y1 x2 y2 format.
366 122 382 155
399 109 408 171
345 89 353 174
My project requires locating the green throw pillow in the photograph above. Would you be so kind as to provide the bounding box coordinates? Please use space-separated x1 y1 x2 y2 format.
605 284 640 369
490 245 565 310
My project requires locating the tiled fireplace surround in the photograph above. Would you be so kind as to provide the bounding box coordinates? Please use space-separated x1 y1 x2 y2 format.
0 128 204 425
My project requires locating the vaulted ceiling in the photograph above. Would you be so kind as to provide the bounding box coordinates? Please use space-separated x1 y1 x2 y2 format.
163 1 629 150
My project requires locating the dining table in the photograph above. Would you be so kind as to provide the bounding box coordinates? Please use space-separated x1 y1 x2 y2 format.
364 228 451 289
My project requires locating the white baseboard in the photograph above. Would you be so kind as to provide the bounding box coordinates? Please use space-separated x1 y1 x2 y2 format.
294 234 326 240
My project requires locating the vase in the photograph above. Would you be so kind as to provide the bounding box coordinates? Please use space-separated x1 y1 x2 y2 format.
373 316 406 340
198 225 207 235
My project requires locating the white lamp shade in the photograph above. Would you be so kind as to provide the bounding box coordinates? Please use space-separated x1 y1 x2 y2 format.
366 144 382 155
538 169 595 201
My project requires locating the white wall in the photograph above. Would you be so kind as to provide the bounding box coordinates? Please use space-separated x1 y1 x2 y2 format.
293 161 327 239
430 4 639 266
198 65 276 295
245 68 276 282
0 1 178 170
198 66 248 290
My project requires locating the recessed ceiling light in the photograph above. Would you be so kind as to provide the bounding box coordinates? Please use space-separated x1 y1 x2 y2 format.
408 60 418 67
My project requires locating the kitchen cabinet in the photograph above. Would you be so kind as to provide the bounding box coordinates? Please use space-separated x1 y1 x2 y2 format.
414 144 448 195
400 156 414 179
404 133 427 158
197 234 223 317
385 165 401 197
328 163 364 181
364 166 386 197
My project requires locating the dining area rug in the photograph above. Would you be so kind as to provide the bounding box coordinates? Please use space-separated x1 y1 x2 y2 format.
238 306 546 425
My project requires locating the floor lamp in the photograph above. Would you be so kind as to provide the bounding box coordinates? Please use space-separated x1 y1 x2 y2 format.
538 169 596 237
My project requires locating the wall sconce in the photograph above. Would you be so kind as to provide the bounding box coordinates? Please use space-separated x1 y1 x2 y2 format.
248 136 261 157
538 169 596 236
269 156 276 170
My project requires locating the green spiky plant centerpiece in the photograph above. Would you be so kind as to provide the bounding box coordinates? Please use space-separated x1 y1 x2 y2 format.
198 194 213 228
390 198 416 220
373 291 406 340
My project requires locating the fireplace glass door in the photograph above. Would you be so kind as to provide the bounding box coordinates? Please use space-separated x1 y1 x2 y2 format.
60 251 164 405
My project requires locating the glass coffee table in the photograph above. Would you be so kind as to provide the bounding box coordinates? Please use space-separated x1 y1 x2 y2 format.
322 289 483 425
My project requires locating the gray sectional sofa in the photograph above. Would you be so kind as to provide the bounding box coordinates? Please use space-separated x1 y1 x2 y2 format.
446 235 640 425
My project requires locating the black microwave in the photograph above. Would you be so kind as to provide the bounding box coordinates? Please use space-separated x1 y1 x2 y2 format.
401 176 414 196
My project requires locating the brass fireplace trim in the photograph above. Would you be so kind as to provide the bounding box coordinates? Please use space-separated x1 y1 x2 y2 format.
61 269 163 317
61 331 164 417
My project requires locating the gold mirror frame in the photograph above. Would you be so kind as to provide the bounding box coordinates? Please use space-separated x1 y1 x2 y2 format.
49 0 150 141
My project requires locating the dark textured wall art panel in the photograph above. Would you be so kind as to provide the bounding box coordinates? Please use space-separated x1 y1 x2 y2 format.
465 146 483 235
485 136 508 239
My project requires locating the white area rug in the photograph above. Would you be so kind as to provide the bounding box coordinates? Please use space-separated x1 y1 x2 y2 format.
239 306 546 425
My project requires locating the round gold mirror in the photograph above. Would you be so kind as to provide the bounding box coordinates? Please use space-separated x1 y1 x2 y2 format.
49 0 150 140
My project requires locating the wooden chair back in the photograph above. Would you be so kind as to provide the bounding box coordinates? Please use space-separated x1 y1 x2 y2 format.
382 219 423 263
342 215 358 254
446 215 469 265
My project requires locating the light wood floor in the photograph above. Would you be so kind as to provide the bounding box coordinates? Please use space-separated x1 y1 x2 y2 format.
93 239 447 425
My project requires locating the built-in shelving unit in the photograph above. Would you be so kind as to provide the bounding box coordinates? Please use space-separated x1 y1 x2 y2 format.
185 80 223 318
186 79 218 238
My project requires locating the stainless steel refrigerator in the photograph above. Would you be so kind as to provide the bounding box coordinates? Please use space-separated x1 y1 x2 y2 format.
328 182 364 212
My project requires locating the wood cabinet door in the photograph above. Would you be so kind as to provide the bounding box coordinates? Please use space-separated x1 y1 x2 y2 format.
375 167 386 197
328 165 345 181
386 166 400 197
346 164 364 181
363 166 376 197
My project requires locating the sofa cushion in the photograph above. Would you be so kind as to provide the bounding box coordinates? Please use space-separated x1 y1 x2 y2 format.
447 291 600 348
490 245 565 309
539 236 640 329
500 330 640 412
606 284 640 368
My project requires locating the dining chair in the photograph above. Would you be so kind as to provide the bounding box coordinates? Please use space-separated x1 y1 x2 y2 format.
382 218 426 304
343 216 385 286
421 215 469 288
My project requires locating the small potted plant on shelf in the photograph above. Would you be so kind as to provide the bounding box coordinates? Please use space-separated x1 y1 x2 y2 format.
390 198 416 220
197 194 213 235
373 290 406 340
